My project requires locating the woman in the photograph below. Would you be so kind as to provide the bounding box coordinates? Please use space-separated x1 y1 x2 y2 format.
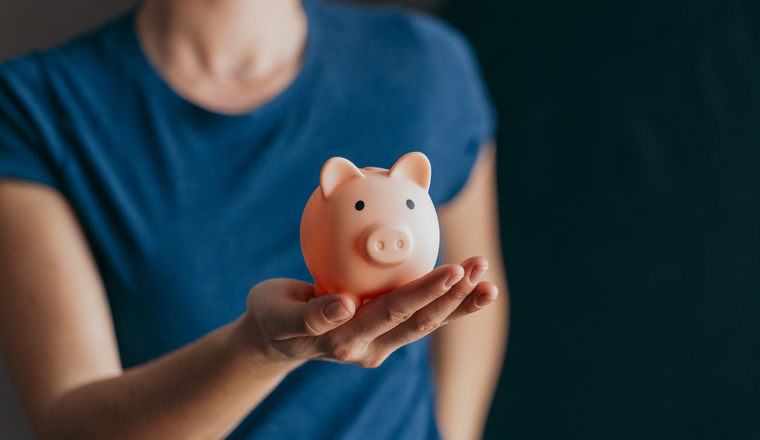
0 0 508 439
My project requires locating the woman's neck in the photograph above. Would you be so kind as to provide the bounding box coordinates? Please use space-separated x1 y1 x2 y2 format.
136 0 308 114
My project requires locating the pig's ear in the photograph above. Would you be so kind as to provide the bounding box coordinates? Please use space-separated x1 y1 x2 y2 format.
389 152 431 192
320 157 365 199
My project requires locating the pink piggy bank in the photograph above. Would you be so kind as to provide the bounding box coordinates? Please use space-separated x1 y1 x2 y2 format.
300 152 440 304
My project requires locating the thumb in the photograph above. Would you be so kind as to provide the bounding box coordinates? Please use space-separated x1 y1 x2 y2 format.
262 290 357 341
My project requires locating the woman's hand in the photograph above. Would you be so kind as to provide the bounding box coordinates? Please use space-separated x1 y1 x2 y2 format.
243 256 499 368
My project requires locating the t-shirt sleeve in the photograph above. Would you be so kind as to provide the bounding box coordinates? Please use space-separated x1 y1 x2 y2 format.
423 20 498 206
0 58 63 189
455 34 497 149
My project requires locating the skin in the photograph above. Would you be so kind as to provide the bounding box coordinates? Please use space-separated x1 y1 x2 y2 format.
136 0 310 114
0 0 509 439
436 146 510 440
0 180 498 440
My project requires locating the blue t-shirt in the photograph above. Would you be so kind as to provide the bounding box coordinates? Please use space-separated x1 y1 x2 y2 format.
0 1 494 439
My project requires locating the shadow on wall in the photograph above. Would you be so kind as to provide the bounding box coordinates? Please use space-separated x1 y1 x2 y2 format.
0 0 138 61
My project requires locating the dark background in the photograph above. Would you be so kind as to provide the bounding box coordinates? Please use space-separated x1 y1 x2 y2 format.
2 1 759 439
440 1 759 439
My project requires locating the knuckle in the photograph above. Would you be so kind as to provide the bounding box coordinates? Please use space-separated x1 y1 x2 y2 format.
301 316 322 337
384 304 413 326
327 338 361 363
448 285 471 301
335 346 358 363
359 354 386 369
412 314 441 334
468 301 483 314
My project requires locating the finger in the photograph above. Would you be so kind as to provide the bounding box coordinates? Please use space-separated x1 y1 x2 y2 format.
339 263 465 343
404 257 488 326
247 278 314 312
370 257 489 351
441 281 499 324
253 281 357 341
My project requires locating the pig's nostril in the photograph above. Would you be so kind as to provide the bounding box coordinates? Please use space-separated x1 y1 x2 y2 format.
364 224 413 267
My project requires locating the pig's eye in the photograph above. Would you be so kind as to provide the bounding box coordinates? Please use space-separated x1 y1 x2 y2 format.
355 201 365 211
406 199 415 210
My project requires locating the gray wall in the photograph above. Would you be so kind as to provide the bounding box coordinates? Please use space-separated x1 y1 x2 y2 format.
0 0 138 61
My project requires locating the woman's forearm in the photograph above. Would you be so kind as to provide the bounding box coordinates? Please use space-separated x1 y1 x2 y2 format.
40 313 301 440
1 181 502 440
432 295 508 440
435 145 510 439
0 182 302 440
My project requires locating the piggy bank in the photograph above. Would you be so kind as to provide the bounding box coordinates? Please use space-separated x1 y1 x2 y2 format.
300 152 440 303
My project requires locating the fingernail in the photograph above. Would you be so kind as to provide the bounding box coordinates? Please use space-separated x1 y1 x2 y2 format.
476 294 496 308
324 301 350 322
444 274 463 289
469 265 488 284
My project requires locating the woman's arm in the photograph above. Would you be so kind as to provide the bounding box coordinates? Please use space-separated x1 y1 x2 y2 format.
0 180 302 440
0 179 498 440
434 146 510 440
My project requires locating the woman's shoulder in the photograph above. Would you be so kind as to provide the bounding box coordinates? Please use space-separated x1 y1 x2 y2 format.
0 51 46 92
309 0 478 77
311 1 463 42
0 13 135 190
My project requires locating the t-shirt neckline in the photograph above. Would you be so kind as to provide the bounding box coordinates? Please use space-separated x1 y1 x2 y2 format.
121 1 323 120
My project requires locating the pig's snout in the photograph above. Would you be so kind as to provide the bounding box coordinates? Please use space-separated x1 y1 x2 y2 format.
364 223 413 267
